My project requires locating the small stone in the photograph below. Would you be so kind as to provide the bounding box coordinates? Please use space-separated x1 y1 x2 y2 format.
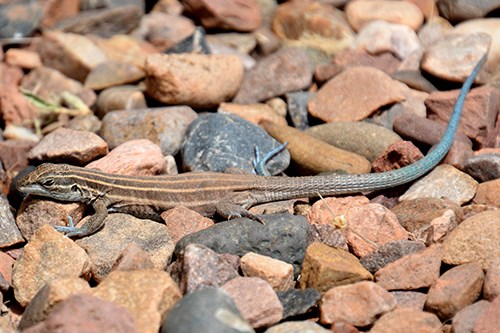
391 291 427 310
86 139 166 176
331 49 401 75
442 210 500 270
84 60 145 90
94 34 157 70
437 0 500 22
0 2 42 38
240 252 294 292
222 277 283 329
161 287 254 333
0 85 37 126
177 243 239 294
145 53 243 108
218 102 287 127
473 295 500 333
308 224 348 251
451 300 491 333
75 214 174 282
233 47 312 104
484 258 500 301
372 141 423 172
0 195 24 247
375 244 442 290
285 91 312 130
360 240 426 274
300 242 373 294
100 106 197 156
12 225 91 307
370 308 442 333
425 262 484 320
277 288 321 320
0 139 34 176
4 48 41 69
96 86 147 118
91 270 181 333
264 321 329 333
111 243 155 272
465 154 500 182
0 252 15 285
400 165 478 205
161 205 214 244
308 66 406 122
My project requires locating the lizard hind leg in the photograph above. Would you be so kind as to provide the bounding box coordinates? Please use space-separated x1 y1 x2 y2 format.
215 191 265 223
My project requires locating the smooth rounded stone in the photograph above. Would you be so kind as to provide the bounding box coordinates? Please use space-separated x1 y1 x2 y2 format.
277 288 320 320
12 226 91 307
400 165 478 205
27 127 108 165
75 214 174 283
320 281 396 327
300 242 373 294
100 106 197 156
437 0 500 22
484 257 500 301
421 33 490 82
442 210 500 270
161 287 254 333
261 120 371 175
370 308 442 333
390 291 427 310
465 154 500 182
345 0 424 32
305 122 402 162
0 195 24 247
360 240 426 274
391 70 437 93
308 66 406 123
0 2 42 38
264 321 329 333
22 294 137 333
352 20 423 60
96 85 146 117
145 53 243 108
473 179 500 207
67 114 102 134
181 113 289 174
451 300 491 333
218 102 287 127
474 296 500 333
233 47 312 104
5 48 41 69
285 91 313 130
84 60 144 90
374 244 442 291
174 214 310 276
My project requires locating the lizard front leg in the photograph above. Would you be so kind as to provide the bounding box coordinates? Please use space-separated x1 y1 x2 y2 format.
55 199 108 238
215 191 265 223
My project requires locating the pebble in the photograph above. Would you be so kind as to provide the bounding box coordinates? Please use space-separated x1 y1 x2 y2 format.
182 113 289 174
442 210 500 270
100 106 197 156
277 288 321 320
84 60 145 90
111 243 155 272
300 242 373 294
484 258 500 301
372 140 423 172
161 287 254 333
91 269 182 333
305 121 402 162
360 240 426 274
240 252 294 292
0 196 24 247
264 321 329 333
262 120 371 175
145 53 244 108
0 2 42 38
27 127 108 165
11 225 91 307
320 281 396 327
425 262 485 320
0 251 14 285
330 49 401 75
233 47 312 104
370 308 442 333
285 91 312 130
473 295 500 333
451 300 491 333
74 213 173 282
4 48 41 70
96 85 147 117
86 139 165 176
308 66 406 122
174 214 310 276
93 34 157 69
399 165 478 205
161 206 214 244
465 153 500 182
345 0 424 32
0 87 37 126
437 0 500 22
473 179 500 207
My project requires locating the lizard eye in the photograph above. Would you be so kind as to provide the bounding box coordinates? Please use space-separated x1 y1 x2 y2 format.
41 179 54 187
71 185 80 193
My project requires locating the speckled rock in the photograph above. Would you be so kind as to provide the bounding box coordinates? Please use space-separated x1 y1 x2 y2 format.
277 288 321 320
360 240 426 274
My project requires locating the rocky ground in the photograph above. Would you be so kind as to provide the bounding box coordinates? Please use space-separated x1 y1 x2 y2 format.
0 0 499 332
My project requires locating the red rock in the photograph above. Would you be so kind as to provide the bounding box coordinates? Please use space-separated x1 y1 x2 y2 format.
240 252 294 292
39 0 80 28
4 48 41 69
161 205 214 244
484 258 500 301
473 295 500 333
370 308 442 333
0 85 37 126
451 300 491 333
372 140 423 172
0 252 14 284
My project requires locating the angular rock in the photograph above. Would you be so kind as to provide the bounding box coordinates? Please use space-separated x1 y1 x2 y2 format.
360 240 426 274
161 205 214 244
111 243 155 272
240 252 294 292
0 195 24 247
372 140 423 172
84 60 145 90
277 288 321 320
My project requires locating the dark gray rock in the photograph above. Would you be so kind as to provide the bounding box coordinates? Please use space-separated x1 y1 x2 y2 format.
181 113 289 174
464 154 500 182
175 214 311 276
0 2 42 39
161 287 254 333
360 240 426 274
277 288 321 320
285 91 313 130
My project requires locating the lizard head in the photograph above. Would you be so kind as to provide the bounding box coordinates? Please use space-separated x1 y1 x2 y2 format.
16 163 84 202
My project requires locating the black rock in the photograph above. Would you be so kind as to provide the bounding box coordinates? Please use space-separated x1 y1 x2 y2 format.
285 91 312 130
277 288 321 320
161 287 254 333
181 113 289 174
174 214 311 276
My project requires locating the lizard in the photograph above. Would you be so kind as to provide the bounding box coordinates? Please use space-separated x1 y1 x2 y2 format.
16 55 486 238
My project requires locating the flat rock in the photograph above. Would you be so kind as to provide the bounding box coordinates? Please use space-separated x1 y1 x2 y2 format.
12 225 91 307
391 291 427 310
84 60 145 90
100 106 197 156
4 48 41 70
299 242 373 294
161 287 254 333
442 210 500 270
400 165 478 205
233 47 312 104
75 213 174 282
27 127 108 165
240 252 294 292
370 308 442 333
308 66 406 122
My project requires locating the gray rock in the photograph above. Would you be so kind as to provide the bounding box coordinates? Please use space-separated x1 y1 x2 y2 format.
161 287 254 333
175 214 311 276
0 195 24 247
181 113 289 174
285 91 313 130
360 240 426 274
277 288 321 320
464 154 500 182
